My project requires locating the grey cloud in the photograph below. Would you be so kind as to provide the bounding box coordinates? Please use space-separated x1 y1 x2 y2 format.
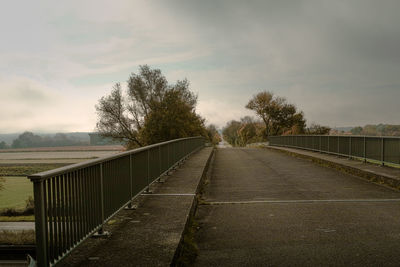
160 0 400 126
1 0 400 131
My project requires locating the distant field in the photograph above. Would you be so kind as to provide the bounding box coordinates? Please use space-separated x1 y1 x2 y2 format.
0 163 68 176
0 176 32 210
0 146 125 210
0 149 123 165
0 145 124 152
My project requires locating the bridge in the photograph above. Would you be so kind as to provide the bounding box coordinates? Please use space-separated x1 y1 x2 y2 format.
26 136 400 266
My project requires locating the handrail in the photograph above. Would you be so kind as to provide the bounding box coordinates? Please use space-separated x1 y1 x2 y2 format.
29 136 205 266
269 135 400 167
29 137 202 181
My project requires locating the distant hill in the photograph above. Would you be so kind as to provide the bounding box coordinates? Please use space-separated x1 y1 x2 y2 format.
349 124 400 136
0 133 20 145
332 127 354 132
0 132 91 146
39 132 91 143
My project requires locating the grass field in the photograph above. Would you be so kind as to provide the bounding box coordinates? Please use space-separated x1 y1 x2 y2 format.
0 176 33 210
0 146 124 212
0 230 35 245
0 215 34 221
0 163 68 176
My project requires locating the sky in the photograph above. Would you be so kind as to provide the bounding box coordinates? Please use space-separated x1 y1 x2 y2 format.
1 0 399 133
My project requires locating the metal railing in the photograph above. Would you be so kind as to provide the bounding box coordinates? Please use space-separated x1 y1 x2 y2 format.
28 137 205 267
269 135 400 167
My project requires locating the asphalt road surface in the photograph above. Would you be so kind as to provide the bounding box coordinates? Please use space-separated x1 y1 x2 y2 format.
194 148 400 266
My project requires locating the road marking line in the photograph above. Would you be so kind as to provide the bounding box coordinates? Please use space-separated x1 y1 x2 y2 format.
202 199 400 205
141 193 195 196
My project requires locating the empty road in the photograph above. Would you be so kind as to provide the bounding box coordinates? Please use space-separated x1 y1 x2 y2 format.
194 148 400 266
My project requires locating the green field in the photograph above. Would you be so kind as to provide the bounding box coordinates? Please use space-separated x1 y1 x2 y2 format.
0 148 121 211
0 176 33 210
0 163 67 176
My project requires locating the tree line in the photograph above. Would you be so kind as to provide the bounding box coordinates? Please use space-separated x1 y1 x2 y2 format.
223 91 330 147
1 132 88 149
350 124 400 136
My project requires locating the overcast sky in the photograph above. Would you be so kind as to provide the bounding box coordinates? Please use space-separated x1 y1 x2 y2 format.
1 0 399 133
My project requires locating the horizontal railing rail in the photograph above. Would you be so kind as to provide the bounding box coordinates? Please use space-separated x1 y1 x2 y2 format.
28 137 205 267
269 135 400 167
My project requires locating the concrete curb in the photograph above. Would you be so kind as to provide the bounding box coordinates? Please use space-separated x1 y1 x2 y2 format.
266 146 400 191
171 147 215 266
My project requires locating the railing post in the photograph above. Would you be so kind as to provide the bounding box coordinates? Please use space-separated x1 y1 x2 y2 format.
319 136 322 152
157 145 163 183
98 163 105 234
126 154 134 209
184 140 186 159
167 143 170 175
328 136 330 153
145 149 151 193
311 136 314 150
33 180 49 267
349 136 352 159
363 136 367 163
381 137 385 166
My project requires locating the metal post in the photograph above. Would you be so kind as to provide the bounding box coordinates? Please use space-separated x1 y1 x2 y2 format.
319 136 322 152
328 136 330 153
381 137 385 166
145 149 151 193
157 146 163 183
167 144 171 176
33 180 49 267
130 154 133 197
337 136 340 155
98 163 105 234
311 136 314 151
363 136 367 163
125 154 135 209
349 136 352 159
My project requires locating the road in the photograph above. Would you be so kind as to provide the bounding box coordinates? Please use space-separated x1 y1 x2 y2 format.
0 222 34 231
194 148 400 266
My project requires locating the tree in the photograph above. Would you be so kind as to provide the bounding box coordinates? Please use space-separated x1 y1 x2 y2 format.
96 84 143 147
245 91 274 137
0 141 8 149
222 117 267 147
246 91 306 137
140 87 206 144
205 124 221 146
222 120 242 146
305 124 331 135
12 132 43 148
11 132 86 148
96 65 206 147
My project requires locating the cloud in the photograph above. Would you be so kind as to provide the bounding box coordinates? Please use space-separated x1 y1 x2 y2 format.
198 99 253 128
0 76 108 133
1 0 400 133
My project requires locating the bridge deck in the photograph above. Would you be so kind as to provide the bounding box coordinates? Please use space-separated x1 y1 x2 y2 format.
195 148 400 266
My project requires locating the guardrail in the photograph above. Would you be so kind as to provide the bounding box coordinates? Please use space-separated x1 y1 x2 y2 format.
28 137 205 267
269 135 400 167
